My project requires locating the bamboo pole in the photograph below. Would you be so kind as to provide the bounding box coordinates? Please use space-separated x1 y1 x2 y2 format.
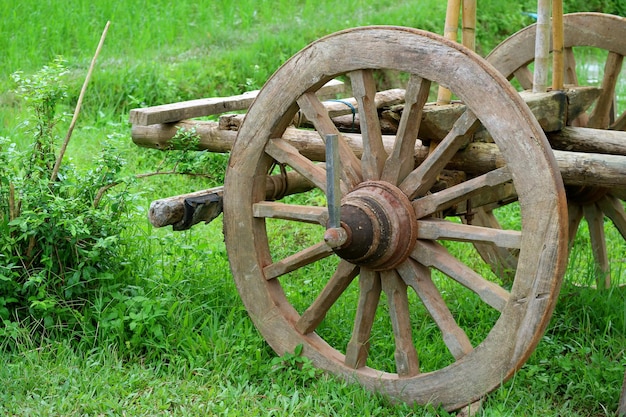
533 0 552 93
462 0 477 52
437 0 461 105
50 21 110 183
552 0 564 90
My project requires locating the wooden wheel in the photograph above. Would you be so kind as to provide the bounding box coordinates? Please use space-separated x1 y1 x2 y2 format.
487 12 626 288
224 27 567 410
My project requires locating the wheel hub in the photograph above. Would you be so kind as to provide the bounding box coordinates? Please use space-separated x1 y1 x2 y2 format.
332 181 418 271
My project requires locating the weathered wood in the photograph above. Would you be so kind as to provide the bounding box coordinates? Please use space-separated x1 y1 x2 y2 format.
222 27 568 411
218 88 405 132
437 0 461 105
416 218 521 249
583 204 610 289
132 87 599 152
381 75 431 183
350 69 387 180
297 92 363 188
140 122 626 216
129 79 345 126
551 0 564 90
547 126 626 155
400 110 480 199
412 167 513 219
533 0 552 93
487 12 626 133
380 270 420 376
396 259 472 359
148 169 314 229
263 241 334 280
300 88 405 125
411 240 509 311
295 261 360 334
341 87 596 138
345 269 381 369
488 12 626 295
588 51 623 129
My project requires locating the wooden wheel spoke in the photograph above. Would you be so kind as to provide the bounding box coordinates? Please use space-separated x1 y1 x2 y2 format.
253 202 328 225
467 207 519 282
297 92 362 188
263 241 334 280
416 218 521 249
399 110 480 199
345 269 381 369
411 240 509 311
564 47 579 85
611 111 626 131
413 167 512 218
613 189 626 200
567 203 584 246
396 259 472 359
350 70 387 181
597 194 626 240
582 203 610 288
381 75 431 184
513 65 533 90
588 51 624 129
265 139 329 193
296 261 360 334
380 270 420 376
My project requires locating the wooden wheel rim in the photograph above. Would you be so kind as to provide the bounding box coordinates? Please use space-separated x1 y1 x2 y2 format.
224 26 567 410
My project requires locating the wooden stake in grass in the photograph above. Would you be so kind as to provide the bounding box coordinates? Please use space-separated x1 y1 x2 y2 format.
49 21 111 184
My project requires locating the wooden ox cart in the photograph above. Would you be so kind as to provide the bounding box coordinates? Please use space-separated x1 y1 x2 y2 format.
129 2 626 413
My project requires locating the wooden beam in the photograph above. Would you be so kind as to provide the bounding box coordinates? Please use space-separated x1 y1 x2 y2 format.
132 88 602 152
149 169 315 229
129 79 345 126
147 128 626 229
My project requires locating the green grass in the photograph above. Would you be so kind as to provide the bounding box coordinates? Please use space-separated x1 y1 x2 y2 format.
2 0 626 415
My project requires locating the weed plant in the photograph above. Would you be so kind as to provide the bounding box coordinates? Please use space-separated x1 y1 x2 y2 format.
1 1 626 416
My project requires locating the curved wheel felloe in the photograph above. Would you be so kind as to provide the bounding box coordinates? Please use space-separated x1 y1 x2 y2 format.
487 12 626 288
224 27 568 410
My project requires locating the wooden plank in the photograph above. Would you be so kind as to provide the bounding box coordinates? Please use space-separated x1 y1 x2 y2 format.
129 79 345 126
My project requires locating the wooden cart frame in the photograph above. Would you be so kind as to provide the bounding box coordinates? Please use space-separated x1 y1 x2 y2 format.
129 2 626 413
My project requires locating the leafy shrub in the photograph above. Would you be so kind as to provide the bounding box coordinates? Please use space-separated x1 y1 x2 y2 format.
0 58 131 337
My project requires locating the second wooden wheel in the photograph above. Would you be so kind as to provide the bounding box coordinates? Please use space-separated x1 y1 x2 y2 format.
487 12 626 288
224 26 567 410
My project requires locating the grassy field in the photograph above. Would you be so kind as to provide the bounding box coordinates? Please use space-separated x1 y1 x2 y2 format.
2 0 626 415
